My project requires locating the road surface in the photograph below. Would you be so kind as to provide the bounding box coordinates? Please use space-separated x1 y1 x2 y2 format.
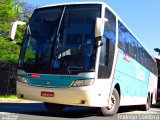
0 102 160 120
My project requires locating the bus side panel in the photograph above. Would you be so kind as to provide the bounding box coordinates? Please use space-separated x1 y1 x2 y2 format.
148 72 158 104
113 50 150 106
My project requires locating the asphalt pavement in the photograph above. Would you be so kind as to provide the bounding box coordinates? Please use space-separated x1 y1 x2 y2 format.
0 102 160 120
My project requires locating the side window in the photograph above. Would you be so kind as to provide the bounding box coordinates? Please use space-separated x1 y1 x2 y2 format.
123 32 130 54
104 8 116 40
99 37 110 66
130 35 137 59
137 43 140 63
146 52 151 71
142 48 146 65
118 21 130 54
118 23 123 49
98 37 110 78
24 38 36 63
99 37 107 66
118 23 157 75
136 43 142 65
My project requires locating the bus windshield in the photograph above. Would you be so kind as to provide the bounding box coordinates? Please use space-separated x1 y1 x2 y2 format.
19 4 101 74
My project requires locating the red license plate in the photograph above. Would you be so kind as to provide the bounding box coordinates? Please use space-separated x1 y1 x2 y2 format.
41 91 54 97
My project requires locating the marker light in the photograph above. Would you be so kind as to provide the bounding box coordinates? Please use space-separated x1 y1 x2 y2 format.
30 74 40 78
17 76 28 83
72 80 94 87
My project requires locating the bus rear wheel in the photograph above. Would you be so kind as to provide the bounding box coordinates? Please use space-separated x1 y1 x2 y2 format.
44 102 65 114
141 96 151 111
97 89 120 116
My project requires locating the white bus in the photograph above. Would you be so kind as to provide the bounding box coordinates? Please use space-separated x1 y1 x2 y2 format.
9 2 158 116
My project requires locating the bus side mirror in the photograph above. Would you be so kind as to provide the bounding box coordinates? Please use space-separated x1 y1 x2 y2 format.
95 18 108 46
8 21 26 41
95 18 108 38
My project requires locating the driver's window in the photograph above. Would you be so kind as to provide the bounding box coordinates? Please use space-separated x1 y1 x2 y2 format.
24 37 36 62
98 8 116 79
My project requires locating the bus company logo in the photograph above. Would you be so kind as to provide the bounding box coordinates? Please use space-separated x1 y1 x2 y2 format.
124 53 130 62
136 65 145 81
1 113 18 120
46 80 51 86
60 76 70 79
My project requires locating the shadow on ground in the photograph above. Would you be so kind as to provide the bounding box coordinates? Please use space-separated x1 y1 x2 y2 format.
0 102 96 118
0 102 159 118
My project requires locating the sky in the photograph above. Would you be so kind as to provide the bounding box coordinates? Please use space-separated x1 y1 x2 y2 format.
24 0 160 57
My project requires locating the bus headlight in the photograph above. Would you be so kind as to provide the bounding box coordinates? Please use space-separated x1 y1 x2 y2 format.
72 80 94 87
17 76 28 83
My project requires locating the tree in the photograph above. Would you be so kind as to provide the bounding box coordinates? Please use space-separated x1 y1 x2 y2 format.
154 48 160 56
0 0 24 62
18 1 36 21
0 0 35 62
0 0 35 96
16 0 36 21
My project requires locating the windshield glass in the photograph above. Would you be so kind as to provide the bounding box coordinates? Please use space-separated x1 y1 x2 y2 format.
19 4 101 74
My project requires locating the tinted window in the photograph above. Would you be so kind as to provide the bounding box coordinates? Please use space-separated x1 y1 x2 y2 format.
20 5 101 74
118 23 123 49
137 43 143 65
104 8 116 40
130 35 137 59
118 21 157 76
98 8 116 78
118 22 130 54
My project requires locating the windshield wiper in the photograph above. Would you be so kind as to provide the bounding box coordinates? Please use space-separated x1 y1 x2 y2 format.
61 56 71 74
27 25 31 35
56 6 66 37
49 6 71 74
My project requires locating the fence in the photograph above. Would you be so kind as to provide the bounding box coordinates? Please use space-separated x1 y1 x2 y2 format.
0 62 17 95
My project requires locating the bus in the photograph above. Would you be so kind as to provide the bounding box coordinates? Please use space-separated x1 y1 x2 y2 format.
9 2 158 116
155 56 160 102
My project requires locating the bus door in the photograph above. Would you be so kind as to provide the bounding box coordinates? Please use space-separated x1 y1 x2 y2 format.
98 8 116 79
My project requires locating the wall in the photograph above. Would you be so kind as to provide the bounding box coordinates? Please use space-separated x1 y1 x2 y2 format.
0 62 17 95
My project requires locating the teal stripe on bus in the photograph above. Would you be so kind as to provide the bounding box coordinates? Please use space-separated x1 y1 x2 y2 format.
18 74 93 87
113 50 150 97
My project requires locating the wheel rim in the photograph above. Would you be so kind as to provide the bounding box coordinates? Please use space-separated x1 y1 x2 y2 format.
108 94 116 110
147 97 151 110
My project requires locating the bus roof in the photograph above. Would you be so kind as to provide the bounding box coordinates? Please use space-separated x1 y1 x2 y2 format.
38 2 154 60
39 2 105 9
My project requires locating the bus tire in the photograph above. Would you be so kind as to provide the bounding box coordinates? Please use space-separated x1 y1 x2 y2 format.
97 89 120 116
44 102 65 114
141 96 150 111
150 94 153 106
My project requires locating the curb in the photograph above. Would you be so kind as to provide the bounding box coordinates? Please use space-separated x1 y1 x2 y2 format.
0 101 40 103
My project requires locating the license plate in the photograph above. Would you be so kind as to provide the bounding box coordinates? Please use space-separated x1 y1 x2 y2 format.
41 91 54 97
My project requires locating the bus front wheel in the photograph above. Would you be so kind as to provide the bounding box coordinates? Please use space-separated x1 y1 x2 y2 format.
97 89 120 116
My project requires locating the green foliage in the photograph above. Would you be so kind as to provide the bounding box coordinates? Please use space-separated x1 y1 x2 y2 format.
154 48 160 55
0 95 18 101
0 4 16 21
0 0 19 62
0 0 32 63
0 37 20 62
24 49 35 62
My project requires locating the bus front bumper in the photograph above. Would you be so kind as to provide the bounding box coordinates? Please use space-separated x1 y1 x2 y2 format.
17 81 108 107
